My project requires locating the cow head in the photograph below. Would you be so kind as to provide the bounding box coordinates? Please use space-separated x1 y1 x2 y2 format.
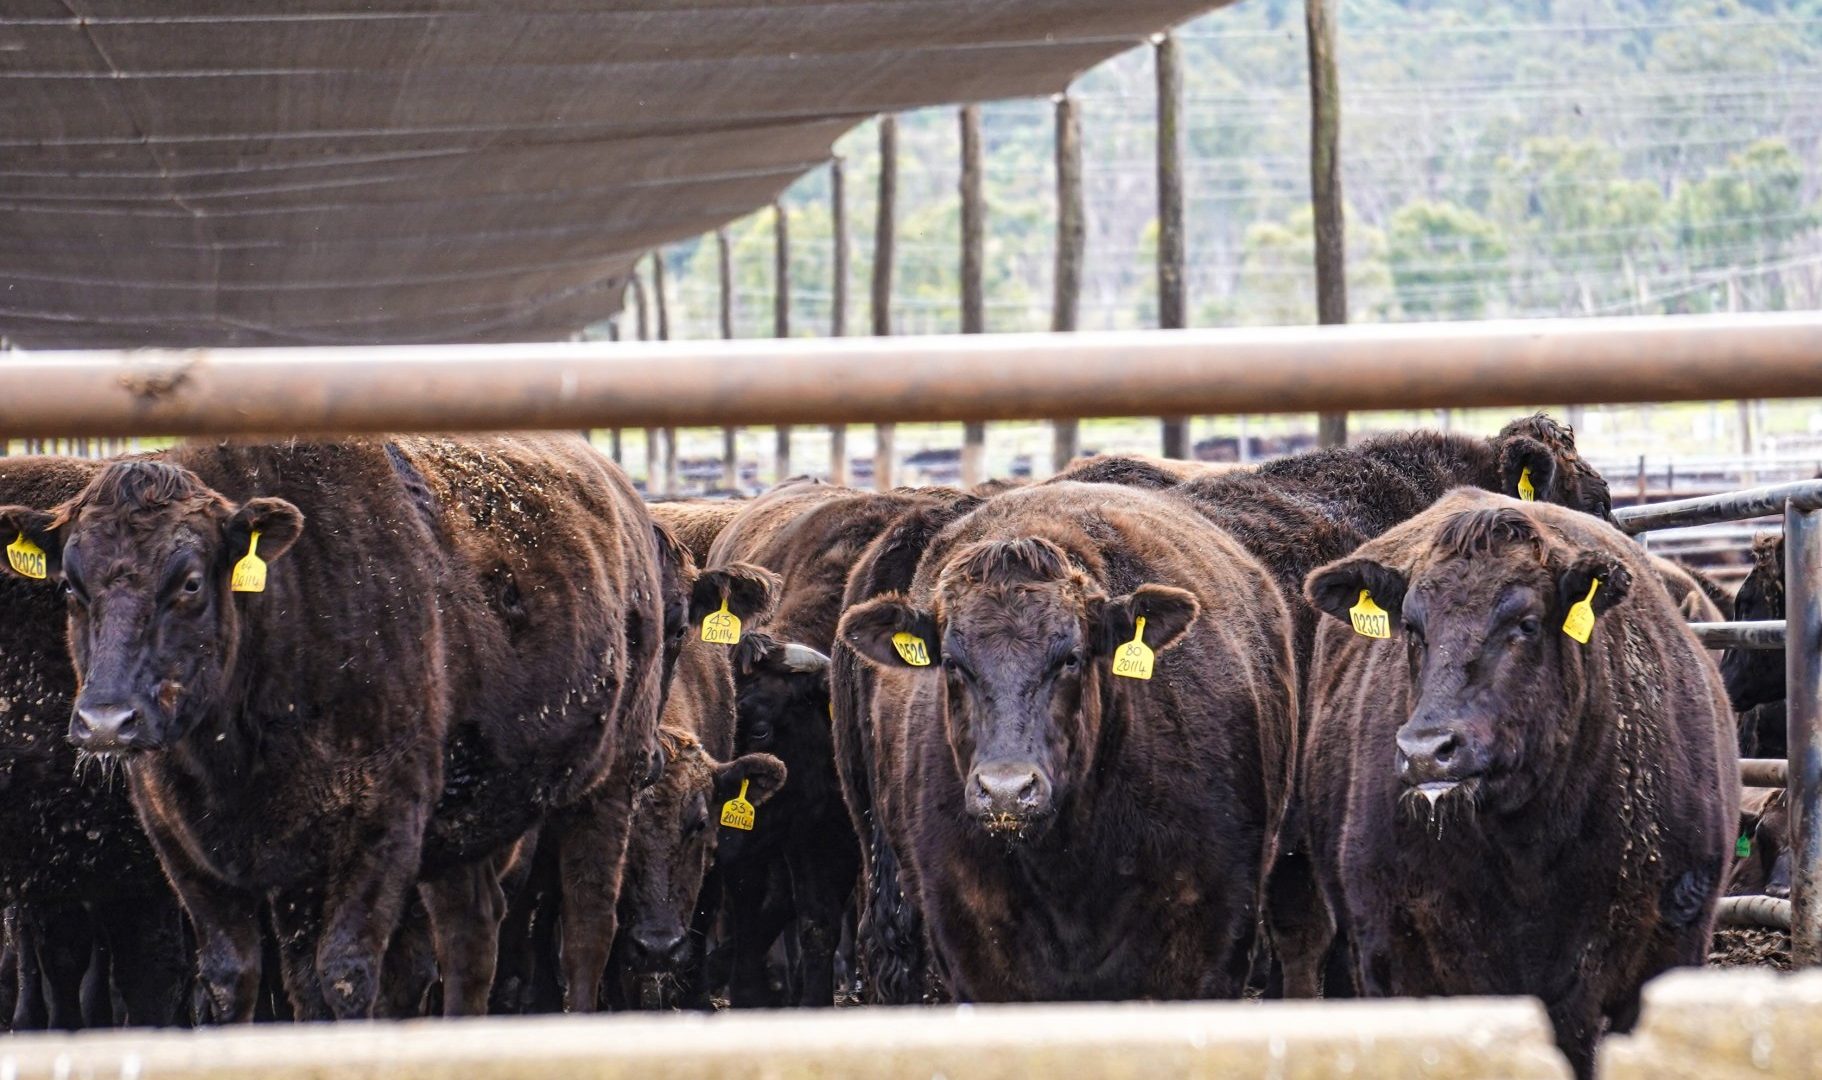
1722 533 1784 714
1308 507 1633 819
1491 413 1614 523
619 727 784 989
841 536 1197 841
720 633 830 862
0 461 303 757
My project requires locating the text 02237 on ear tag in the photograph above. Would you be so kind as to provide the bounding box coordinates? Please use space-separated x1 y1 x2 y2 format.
891 632 931 666
701 598 742 645
7 533 46 580
1517 466 1537 502
1112 615 1155 680
1562 577 1600 644
720 778 756 831
1349 590 1390 639
230 530 267 593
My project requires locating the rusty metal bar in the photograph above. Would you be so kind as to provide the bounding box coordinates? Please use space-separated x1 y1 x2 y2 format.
1742 758 1789 788
1789 499 1822 964
1 314 1820 438
1691 621 1786 650
1717 895 1793 931
1614 477 1822 534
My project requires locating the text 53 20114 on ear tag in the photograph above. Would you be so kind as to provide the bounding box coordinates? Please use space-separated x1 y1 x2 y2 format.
7 533 46 580
1112 616 1154 680
720 778 756 831
892 632 930 667
230 531 267 593
701 598 742 645
1349 590 1390 639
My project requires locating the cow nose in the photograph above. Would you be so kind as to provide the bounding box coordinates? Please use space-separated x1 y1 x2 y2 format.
627 924 689 970
1395 724 1480 785
70 703 142 750
968 762 1052 818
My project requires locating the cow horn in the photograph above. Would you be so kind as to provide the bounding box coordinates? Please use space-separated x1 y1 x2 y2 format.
780 643 831 674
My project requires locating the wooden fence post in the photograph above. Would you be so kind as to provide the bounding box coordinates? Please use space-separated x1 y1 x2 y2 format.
829 157 850 486
1156 35 1190 460
717 228 739 492
960 105 988 488
1307 0 1349 449
774 202 793 482
873 116 898 491
652 252 677 495
1052 93 1085 475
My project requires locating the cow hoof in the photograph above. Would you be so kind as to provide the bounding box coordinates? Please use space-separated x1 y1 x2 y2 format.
319 955 378 1020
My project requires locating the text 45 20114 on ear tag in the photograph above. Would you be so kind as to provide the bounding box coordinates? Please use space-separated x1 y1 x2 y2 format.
230 531 266 593
1517 466 1537 502
7 533 46 580
892 632 930 666
1350 590 1390 639
1112 616 1154 680
720 778 756 831
1562 577 1600 644
701 598 741 645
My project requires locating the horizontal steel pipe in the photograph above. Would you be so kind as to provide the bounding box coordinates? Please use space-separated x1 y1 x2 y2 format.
1743 758 1790 787
1715 895 1794 932
2 312 1821 437
1691 621 1788 651
1616 479 1822 534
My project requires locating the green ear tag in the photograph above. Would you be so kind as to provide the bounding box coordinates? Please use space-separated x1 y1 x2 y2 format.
701 598 742 645
1349 590 1390 639
720 778 756 831
1562 578 1600 644
230 530 267 594
6 532 46 580
1736 833 1752 859
1112 616 1155 680
1517 466 1537 502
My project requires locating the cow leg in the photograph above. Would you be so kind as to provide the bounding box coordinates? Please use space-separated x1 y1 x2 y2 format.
1264 846 1332 1000
10 907 46 1030
268 887 333 1021
80 930 112 1028
140 819 262 1024
725 863 794 1008
420 859 508 1017
95 890 192 1027
312 816 421 1022
553 784 636 1013
31 903 93 1030
788 843 857 1008
376 894 437 1019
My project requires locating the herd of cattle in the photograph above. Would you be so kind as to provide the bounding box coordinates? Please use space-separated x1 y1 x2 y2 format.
0 417 1791 1075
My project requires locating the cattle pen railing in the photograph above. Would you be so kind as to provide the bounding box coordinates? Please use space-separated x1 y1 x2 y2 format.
1615 478 1822 950
3 309 1821 965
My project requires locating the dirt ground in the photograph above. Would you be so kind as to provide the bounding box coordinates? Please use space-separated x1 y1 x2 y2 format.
1709 926 1791 970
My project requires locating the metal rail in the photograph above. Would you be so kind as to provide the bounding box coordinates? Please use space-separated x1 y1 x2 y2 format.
1743 759 1790 788
2 312 1821 438
1614 479 1822 535
1691 621 1786 650
1717 895 1794 932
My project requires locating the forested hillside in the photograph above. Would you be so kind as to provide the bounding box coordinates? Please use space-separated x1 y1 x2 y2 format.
638 0 1821 340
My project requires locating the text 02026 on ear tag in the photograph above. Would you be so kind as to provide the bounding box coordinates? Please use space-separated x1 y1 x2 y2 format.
6 533 46 580
720 779 756 831
701 598 742 645
1349 590 1390 639
230 530 267 593
1112 616 1155 680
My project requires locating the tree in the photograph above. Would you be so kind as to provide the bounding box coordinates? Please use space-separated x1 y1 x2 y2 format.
1387 200 1510 320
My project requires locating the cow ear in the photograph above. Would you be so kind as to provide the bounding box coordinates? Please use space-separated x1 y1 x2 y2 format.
0 506 64 581
714 753 787 806
838 594 941 671
1306 556 1408 627
691 562 779 626
226 498 304 563
1499 435 1556 503
1092 584 1199 657
1557 552 1632 619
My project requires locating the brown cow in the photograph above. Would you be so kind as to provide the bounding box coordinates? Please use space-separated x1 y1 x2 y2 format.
1301 491 1737 1077
840 482 1297 1001
647 498 747 571
0 435 666 1022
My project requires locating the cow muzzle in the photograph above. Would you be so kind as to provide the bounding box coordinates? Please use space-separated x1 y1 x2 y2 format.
69 698 149 752
1394 718 1490 795
966 761 1053 832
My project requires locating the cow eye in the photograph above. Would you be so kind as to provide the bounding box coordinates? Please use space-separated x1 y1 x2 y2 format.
749 720 773 743
182 574 203 595
1518 615 1542 637
684 806 708 836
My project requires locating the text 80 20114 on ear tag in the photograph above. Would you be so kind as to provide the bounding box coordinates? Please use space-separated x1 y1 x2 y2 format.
1112 616 1154 680
892 632 930 666
7 533 46 580
701 598 742 645
720 779 756 831
230 530 266 593
1349 590 1390 639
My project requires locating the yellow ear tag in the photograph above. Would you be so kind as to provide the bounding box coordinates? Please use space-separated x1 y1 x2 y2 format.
891 631 931 667
1563 577 1600 644
230 531 266 594
701 598 742 645
7 532 46 580
1112 616 1155 680
719 778 756 831
1517 466 1537 502
1349 590 1390 639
